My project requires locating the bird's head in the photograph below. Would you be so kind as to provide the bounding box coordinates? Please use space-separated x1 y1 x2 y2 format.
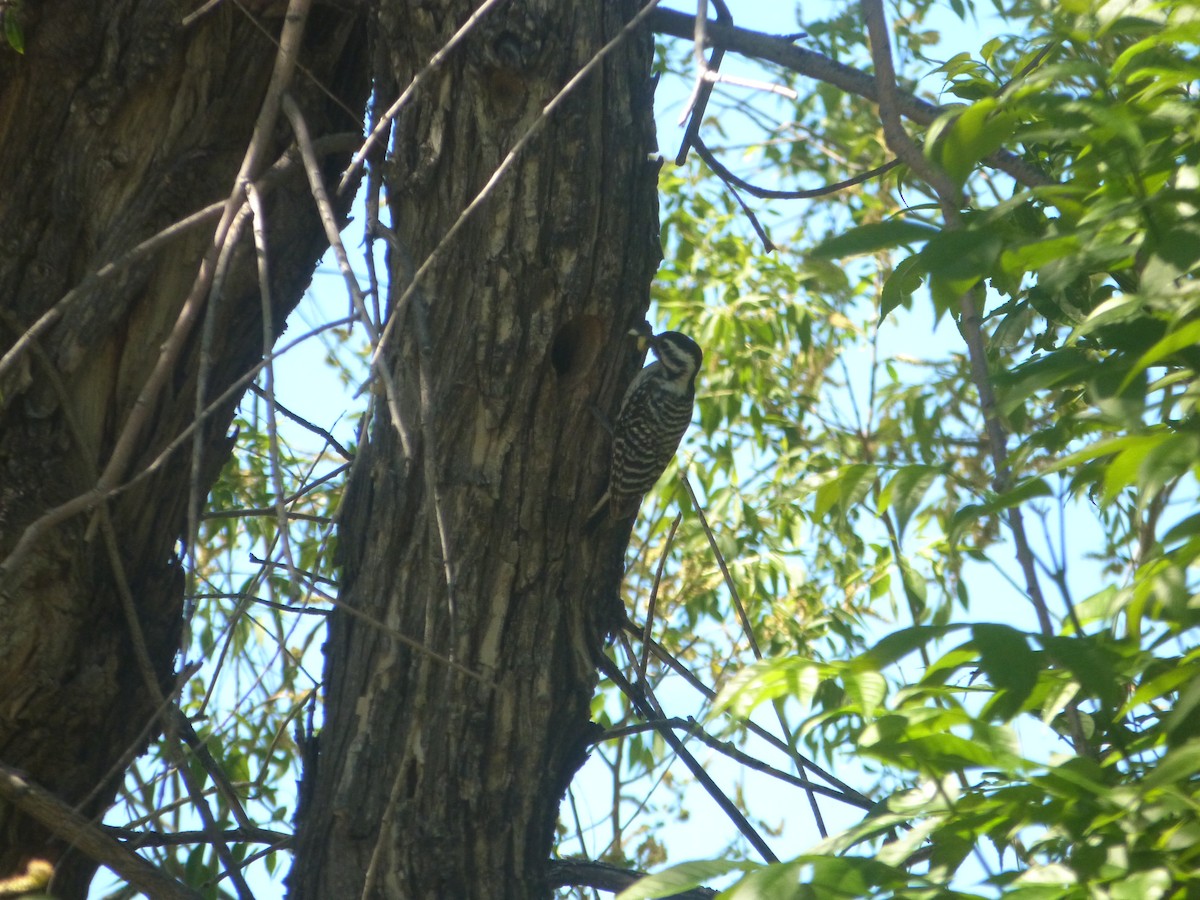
649 330 703 384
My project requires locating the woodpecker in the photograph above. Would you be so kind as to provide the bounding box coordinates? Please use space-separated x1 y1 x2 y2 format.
588 329 703 525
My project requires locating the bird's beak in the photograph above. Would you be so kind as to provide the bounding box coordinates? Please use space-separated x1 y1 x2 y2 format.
627 322 656 354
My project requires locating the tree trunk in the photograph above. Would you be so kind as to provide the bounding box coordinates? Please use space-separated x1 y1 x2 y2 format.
0 2 368 894
289 2 658 898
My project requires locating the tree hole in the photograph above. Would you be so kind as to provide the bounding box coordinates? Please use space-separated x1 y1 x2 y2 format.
550 315 603 388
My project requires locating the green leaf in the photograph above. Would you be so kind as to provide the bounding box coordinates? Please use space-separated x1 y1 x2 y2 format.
713 657 822 719
1037 635 1124 711
721 859 812 899
1139 738 1200 788
811 220 939 259
615 859 752 899
934 98 1021 185
1118 318 1200 394
1001 233 1082 275
919 226 1003 283
950 478 1052 538
880 254 925 321
863 625 965 670
3 11 23 54
972 624 1039 720
897 556 928 617
844 669 888 718
994 349 1093 416
813 464 877 522
878 465 939 537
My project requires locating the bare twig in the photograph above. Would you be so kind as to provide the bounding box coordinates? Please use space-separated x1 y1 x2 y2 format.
107 825 292 848
0 765 205 900
0 134 357 396
247 384 354 460
0 316 351 586
639 514 682 682
91 0 314 511
716 169 777 251
676 0 731 163
597 655 779 863
169 729 256 900
631 624 870 805
703 68 798 99
861 0 962 213
647 7 1053 190
282 94 375 340
599 716 873 808
546 858 717 899
247 180 301 589
679 471 760 658
692 134 900 200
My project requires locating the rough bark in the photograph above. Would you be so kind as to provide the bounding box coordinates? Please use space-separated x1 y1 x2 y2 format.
288 2 659 898
0 1 369 894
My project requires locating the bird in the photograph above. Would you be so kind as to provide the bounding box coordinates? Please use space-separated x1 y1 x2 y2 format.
587 328 703 526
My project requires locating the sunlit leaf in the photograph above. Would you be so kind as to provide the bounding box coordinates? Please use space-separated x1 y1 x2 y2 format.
810 220 939 259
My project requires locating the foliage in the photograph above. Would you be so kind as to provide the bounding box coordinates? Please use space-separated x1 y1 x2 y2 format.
612 0 1200 898
1 1 23 54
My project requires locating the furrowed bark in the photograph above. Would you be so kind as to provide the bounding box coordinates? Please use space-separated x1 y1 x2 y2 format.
0 2 369 893
289 2 659 897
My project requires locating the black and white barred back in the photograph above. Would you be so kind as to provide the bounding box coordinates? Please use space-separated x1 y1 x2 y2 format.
591 330 703 523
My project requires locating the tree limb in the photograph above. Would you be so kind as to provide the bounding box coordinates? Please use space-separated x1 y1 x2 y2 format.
546 858 718 898
0 765 204 900
860 0 1092 758
597 655 779 864
647 7 1053 190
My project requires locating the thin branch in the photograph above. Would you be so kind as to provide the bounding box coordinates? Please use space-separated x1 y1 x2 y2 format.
640 514 682 682
546 858 717 899
192 591 331 615
0 310 255 887
598 717 873 808
246 180 302 591
692 134 901 200
226 0 365 126
0 316 352 587
596 654 779 864
715 169 776 251
169 731 256 900
861 0 1091 758
282 94 375 342
90 0 314 511
287 94 413 474
680 471 760 658
169 711 258 834
703 67 798 99
202 507 332 524
0 133 357 396
106 825 292 848
630 624 870 806
647 7 1053 190
0 765 205 900
861 0 961 211
247 383 354 460
675 0 730 163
